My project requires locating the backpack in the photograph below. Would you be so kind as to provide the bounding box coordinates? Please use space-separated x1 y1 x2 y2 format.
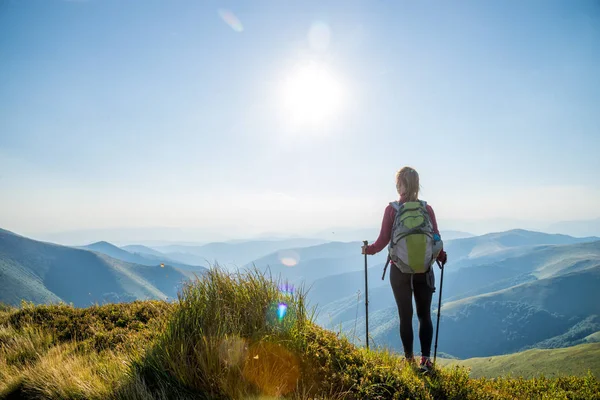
388 200 442 274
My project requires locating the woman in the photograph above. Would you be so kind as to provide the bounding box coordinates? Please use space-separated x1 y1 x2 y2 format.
362 166 447 373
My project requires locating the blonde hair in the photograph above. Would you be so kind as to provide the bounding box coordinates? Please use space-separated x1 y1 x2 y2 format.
396 167 420 202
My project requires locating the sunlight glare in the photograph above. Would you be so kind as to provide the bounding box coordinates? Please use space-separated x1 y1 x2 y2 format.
280 62 344 127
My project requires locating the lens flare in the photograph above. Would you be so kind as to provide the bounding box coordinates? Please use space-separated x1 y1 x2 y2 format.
308 21 331 52
219 336 247 367
218 9 243 32
243 342 300 396
278 283 295 296
278 250 300 267
277 303 288 321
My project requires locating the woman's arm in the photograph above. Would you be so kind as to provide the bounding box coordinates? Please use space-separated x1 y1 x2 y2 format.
426 204 440 235
365 204 394 255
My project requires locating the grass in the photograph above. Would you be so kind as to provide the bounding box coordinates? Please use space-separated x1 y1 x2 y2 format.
442 342 600 379
0 266 599 399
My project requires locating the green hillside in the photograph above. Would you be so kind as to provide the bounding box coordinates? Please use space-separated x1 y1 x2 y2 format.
1 268 598 400
444 342 600 379
0 229 195 307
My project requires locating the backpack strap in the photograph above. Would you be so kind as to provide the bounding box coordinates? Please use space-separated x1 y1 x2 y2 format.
389 201 402 212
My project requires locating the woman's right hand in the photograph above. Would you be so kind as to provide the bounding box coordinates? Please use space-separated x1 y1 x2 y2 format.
361 244 368 255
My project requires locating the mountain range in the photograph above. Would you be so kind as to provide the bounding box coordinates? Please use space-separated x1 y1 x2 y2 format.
2 226 599 363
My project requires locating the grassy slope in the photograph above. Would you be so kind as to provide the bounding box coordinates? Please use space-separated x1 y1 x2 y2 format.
443 342 600 379
0 229 192 306
0 258 63 305
586 331 600 343
1 268 599 400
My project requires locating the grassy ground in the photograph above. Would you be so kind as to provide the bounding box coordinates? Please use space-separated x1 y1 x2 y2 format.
442 342 600 379
1 267 599 399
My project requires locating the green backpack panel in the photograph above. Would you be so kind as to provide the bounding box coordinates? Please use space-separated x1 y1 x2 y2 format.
388 200 441 274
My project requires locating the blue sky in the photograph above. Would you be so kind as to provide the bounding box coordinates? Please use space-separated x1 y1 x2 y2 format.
1 0 599 241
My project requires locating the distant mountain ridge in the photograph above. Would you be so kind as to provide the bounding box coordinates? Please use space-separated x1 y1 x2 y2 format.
82 241 204 271
444 228 598 270
152 238 328 268
121 244 165 258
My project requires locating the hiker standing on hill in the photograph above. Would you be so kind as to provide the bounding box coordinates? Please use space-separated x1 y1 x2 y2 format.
362 166 447 373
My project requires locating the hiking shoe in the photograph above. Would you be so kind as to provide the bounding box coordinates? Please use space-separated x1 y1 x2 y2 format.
418 356 433 374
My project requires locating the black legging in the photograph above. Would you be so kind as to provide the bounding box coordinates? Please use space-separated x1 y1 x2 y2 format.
389 265 434 358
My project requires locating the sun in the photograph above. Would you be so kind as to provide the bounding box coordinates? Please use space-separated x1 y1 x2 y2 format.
280 62 344 127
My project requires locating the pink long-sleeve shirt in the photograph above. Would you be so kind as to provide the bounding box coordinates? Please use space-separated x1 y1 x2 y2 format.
365 198 440 255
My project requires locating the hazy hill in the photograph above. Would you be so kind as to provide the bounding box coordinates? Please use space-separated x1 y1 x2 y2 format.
83 241 205 271
441 230 475 240
306 263 387 308
154 238 327 267
247 241 388 287
121 244 166 258
83 241 154 265
0 229 201 307
444 229 598 270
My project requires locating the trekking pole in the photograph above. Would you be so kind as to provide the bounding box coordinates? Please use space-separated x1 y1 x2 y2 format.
363 240 369 349
381 256 390 280
434 259 445 364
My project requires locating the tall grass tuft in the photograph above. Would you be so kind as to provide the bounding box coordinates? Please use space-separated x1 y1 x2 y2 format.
139 266 308 399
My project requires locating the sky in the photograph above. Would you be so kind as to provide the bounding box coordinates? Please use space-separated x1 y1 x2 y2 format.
1 0 599 243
